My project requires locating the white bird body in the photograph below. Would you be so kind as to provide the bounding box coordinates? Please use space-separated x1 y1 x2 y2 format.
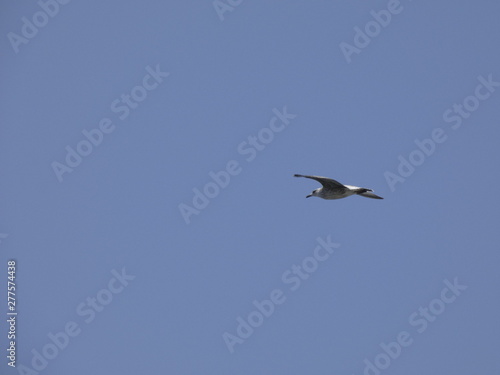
310 186 357 199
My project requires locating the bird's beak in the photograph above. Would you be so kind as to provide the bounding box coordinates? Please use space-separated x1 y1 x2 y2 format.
306 194 312 198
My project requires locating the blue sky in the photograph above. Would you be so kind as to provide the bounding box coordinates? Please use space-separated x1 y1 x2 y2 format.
1 1 499 374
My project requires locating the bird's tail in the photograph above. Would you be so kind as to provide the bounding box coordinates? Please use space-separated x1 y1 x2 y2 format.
357 189 384 200
356 188 372 194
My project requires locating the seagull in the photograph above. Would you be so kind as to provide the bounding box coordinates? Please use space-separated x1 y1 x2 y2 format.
294 174 383 200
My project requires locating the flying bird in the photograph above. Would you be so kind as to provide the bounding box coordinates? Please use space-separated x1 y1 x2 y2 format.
294 174 383 200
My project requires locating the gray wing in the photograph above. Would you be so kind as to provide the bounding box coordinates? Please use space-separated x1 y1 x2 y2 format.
294 174 346 190
358 191 384 199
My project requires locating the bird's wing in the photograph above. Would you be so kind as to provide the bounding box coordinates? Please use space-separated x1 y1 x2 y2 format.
358 191 384 199
294 174 346 190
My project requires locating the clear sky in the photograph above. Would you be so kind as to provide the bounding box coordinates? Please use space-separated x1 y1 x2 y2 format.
1 1 499 374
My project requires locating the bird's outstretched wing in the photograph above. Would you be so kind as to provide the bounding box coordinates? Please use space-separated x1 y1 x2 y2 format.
357 191 384 199
294 174 346 190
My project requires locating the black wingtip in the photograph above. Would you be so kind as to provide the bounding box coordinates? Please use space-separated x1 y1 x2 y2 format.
294 174 302 177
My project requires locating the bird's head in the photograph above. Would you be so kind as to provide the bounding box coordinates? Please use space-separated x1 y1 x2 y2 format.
306 189 319 198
